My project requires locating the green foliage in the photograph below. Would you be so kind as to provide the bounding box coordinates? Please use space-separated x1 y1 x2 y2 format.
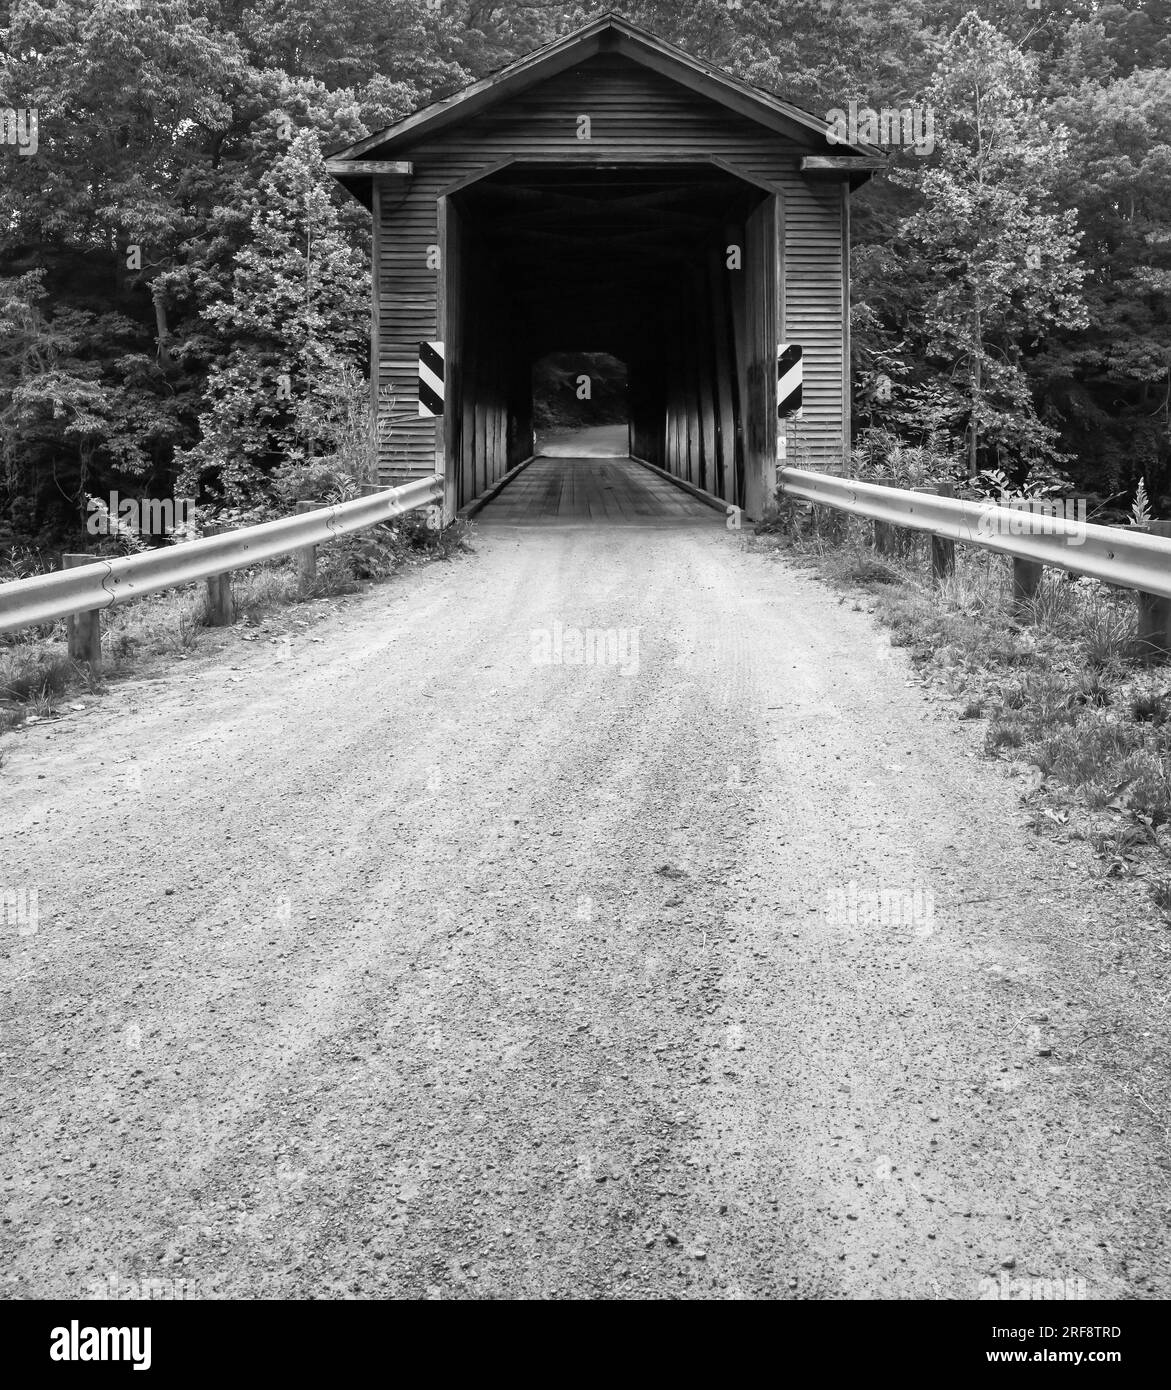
849 426 956 488
1130 478 1153 526
890 16 1087 478
174 129 368 506
851 8 1170 503
84 495 149 555
532 352 628 432
1 0 1168 543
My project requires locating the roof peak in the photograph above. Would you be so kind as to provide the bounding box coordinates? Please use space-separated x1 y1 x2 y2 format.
330 13 881 166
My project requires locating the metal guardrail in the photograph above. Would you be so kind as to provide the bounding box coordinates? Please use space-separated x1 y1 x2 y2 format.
0 476 444 635
779 468 1171 602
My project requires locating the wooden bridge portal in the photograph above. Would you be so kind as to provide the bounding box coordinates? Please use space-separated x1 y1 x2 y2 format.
329 15 879 522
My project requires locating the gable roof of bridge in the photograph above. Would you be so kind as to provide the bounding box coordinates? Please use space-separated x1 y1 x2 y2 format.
328 12 881 167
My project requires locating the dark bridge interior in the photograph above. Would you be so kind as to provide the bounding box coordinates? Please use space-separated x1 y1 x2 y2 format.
446 162 772 512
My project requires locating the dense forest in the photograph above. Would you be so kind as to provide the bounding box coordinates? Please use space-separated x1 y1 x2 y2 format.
1 0 1169 544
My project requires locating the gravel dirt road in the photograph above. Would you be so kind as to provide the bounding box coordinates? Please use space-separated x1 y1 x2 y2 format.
2 509 1169 1299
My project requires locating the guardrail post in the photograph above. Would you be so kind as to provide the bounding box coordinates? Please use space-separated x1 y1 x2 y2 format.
1134 520 1171 661
295 501 317 593
1011 501 1045 617
911 484 955 580
932 483 956 580
202 524 235 626
873 519 896 556
62 555 102 666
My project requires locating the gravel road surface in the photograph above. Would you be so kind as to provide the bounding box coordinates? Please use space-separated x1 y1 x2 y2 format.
2 515 1168 1299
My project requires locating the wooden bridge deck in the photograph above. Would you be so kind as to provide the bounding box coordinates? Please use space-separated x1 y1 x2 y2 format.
474 455 720 527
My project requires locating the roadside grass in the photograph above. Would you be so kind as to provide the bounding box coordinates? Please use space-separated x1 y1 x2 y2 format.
751 517 1171 915
0 515 473 737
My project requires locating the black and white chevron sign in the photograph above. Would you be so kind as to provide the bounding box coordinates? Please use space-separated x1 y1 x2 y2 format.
418 340 445 417
777 343 803 419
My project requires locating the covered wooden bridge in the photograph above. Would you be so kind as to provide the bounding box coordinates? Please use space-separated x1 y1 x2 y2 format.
328 14 879 523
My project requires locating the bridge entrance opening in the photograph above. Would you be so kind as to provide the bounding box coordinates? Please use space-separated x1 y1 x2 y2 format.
531 351 629 459
443 161 775 518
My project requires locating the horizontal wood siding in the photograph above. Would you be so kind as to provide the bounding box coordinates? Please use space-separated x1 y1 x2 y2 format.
373 52 849 491
782 178 845 471
374 180 441 480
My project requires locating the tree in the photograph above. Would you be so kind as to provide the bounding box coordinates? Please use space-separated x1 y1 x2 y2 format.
894 13 1087 479
0 0 249 530
1 0 1164 536
1043 61 1171 496
174 129 368 506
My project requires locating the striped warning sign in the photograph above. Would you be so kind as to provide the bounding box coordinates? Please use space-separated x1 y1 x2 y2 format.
777 343 803 419
418 341 445 417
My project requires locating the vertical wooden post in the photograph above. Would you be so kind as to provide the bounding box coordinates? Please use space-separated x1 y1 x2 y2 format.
873 520 896 555
295 500 317 592
708 247 736 503
910 484 937 569
438 194 458 520
1011 500 1045 618
1134 519 1171 661
915 482 956 580
202 524 235 626
62 555 102 666
725 219 749 511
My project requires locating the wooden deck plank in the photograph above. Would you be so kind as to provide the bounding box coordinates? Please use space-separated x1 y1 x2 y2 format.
475 454 718 527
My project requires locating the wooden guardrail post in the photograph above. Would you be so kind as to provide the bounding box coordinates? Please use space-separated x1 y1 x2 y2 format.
1134 519 1171 661
62 555 102 666
295 500 317 592
931 483 956 580
202 524 235 626
873 519 896 556
910 484 956 581
1011 500 1046 617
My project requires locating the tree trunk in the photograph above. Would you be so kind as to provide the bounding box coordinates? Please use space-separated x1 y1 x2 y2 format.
153 291 170 364
969 300 982 476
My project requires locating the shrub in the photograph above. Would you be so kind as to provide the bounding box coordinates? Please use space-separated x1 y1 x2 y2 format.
986 719 1025 752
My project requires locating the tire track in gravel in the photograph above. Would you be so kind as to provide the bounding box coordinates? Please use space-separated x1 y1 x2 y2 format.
1 520 1168 1299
